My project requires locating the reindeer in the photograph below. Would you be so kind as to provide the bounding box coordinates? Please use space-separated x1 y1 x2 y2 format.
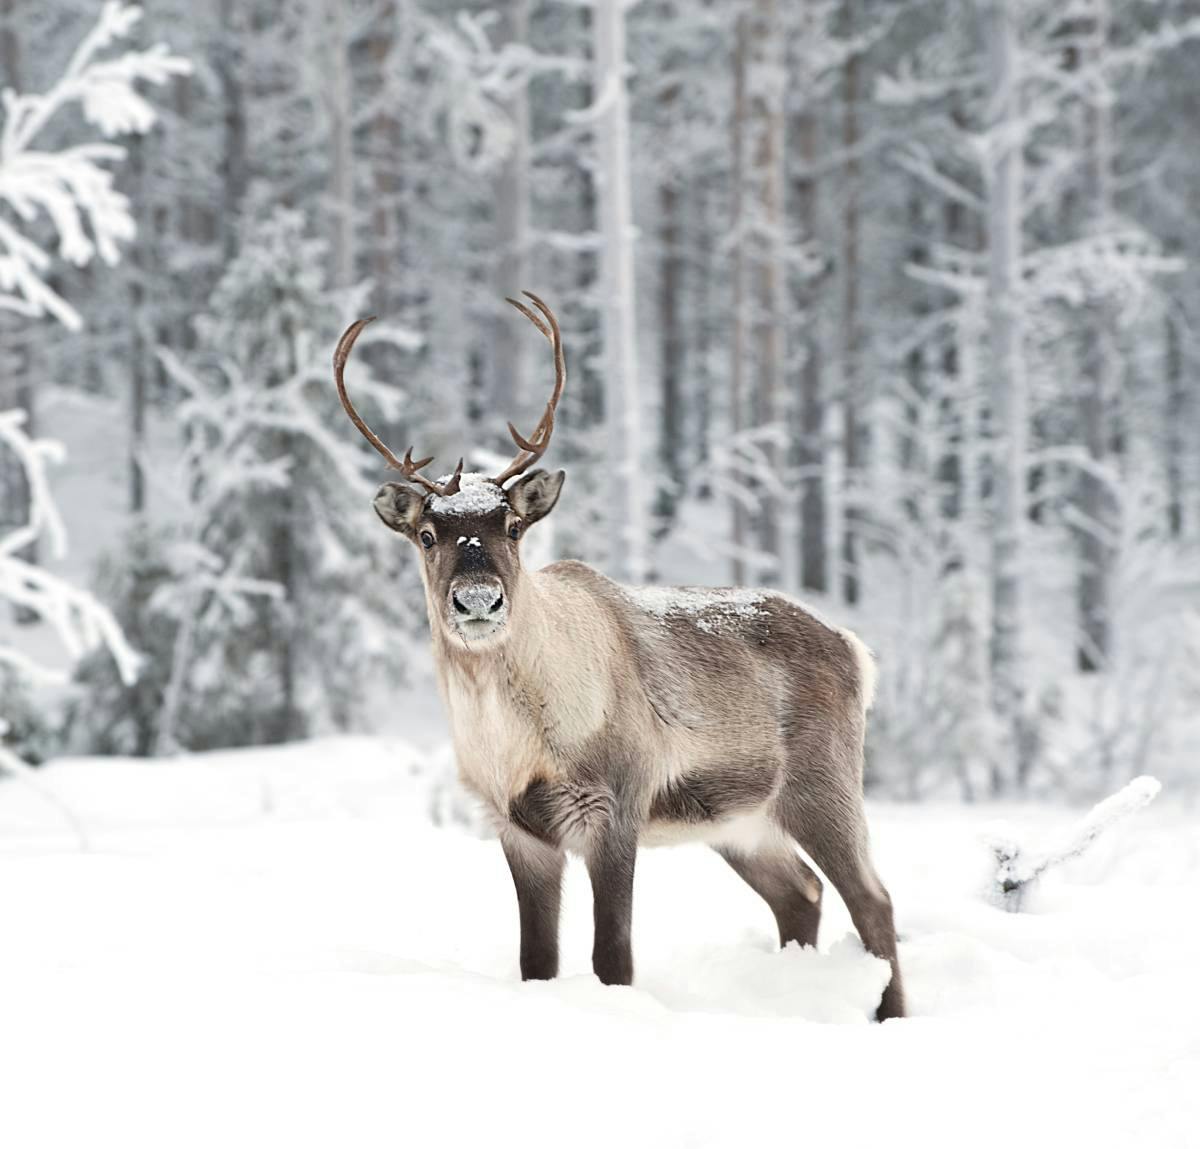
334 292 906 1020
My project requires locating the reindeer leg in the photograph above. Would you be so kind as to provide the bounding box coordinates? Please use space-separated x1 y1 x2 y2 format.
716 846 823 948
778 783 906 1021
585 820 638 986
501 831 565 981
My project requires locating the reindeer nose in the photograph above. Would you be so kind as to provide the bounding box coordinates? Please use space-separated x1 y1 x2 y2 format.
452 582 505 620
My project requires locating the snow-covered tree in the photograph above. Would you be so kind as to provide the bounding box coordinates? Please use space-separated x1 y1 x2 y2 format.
6 0 1200 801
81 202 420 753
0 2 185 827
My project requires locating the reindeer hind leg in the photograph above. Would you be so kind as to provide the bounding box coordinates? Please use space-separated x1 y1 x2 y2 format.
776 759 907 1020
716 845 823 948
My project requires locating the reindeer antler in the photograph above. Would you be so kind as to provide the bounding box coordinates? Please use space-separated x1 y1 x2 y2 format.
491 291 566 488
333 316 463 497
334 293 564 500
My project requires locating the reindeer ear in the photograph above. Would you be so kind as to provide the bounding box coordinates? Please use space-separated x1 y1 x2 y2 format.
373 482 425 535
506 469 564 526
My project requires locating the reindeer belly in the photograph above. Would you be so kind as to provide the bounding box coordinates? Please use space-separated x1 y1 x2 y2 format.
641 758 786 853
639 808 782 852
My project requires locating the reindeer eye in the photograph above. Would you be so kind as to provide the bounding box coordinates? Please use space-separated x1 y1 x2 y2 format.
420 531 435 549
508 523 522 540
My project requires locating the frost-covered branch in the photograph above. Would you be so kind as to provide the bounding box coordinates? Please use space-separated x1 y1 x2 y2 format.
0 411 139 686
0 410 140 844
1022 231 1183 311
0 409 67 560
892 145 985 215
0 1 190 329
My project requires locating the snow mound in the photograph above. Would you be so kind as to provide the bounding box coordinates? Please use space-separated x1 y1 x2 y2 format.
427 472 507 516
642 934 892 1023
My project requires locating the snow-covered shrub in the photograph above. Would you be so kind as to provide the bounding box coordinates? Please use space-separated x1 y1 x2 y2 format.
62 524 176 756
0 666 58 766
865 561 1001 802
1043 478 1200 799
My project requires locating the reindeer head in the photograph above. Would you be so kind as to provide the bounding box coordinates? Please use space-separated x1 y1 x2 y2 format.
333 292 566 647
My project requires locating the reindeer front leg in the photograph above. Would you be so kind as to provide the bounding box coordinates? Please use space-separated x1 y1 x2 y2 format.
585 819 638 985
502 832 564 980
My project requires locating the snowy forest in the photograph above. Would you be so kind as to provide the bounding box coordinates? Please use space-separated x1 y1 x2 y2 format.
2 0 1199 804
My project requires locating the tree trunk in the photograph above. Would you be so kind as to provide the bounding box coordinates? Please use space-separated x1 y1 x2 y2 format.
218 0 247 262
129 135 148 516
492 0 531 416
839 0 862 605
729 10 748 584
371 1 410 325
691 174 714 484
593 0 645 582
326 0 355 290
655 167 684 538
750 0 790 589
173 67 202 352
792 34 825 593
1164 311 1184 539
272 328 301 744
128 0 149 519
1076 1 1114 672
984 0 1028 791
654 75 686 536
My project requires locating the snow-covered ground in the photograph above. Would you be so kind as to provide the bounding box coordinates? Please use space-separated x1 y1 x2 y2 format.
1 739 1197 1149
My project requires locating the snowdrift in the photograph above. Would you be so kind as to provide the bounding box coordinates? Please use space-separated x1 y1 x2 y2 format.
1 739 1197 1148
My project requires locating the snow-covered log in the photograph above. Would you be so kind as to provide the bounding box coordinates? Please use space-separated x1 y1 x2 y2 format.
986 776 1162 911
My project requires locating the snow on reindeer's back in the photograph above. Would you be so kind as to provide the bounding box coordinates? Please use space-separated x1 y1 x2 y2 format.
625 585 768 636
624 585 877 710
426 473 508 516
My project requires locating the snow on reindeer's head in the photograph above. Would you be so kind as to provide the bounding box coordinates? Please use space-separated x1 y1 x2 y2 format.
332 292 566 649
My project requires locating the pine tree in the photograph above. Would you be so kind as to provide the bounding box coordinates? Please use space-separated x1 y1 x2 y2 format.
73 200 417 753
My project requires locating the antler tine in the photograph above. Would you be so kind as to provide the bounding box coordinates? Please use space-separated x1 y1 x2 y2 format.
333 317 456 498
503 297 550 340
441 457 465 497
493 292 566 488
402 447 436 472
506 415 549 455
